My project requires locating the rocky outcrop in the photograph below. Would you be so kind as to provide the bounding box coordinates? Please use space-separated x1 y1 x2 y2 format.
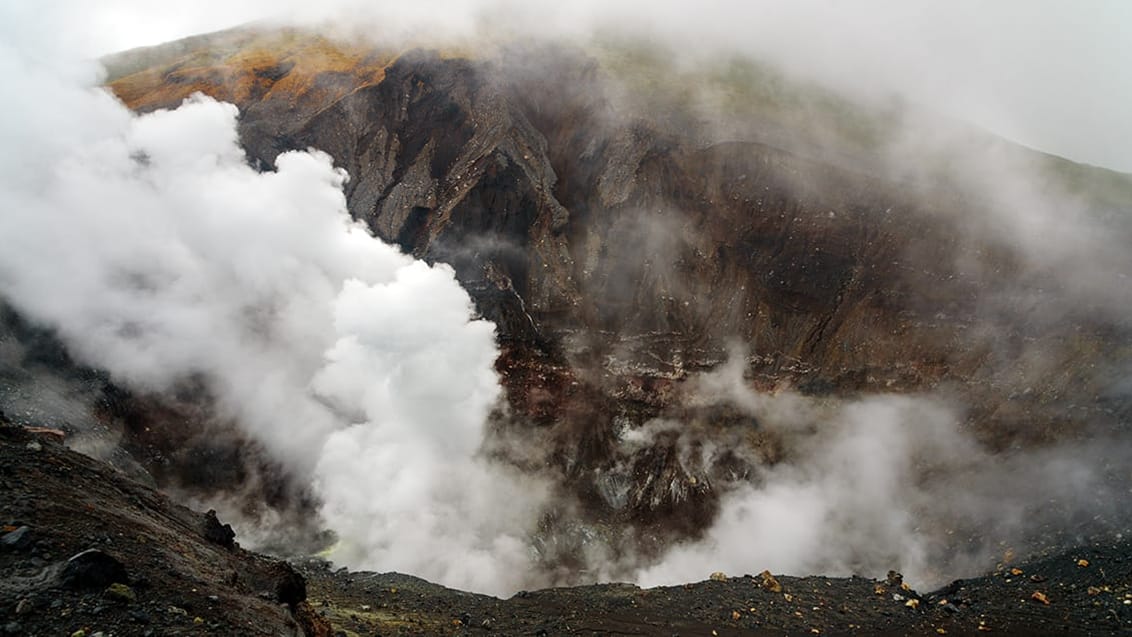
0 420 331 636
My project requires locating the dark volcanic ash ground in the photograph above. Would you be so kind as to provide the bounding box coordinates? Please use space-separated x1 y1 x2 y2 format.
3 421 1132 636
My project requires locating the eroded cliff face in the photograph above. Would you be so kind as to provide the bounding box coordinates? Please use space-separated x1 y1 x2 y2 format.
30 27 1123 559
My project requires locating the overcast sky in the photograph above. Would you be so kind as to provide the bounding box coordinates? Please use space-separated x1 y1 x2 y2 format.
50 1 1132 173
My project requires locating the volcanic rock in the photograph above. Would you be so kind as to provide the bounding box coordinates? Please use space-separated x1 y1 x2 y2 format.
202 509 236 549
0 526 32 551
104 582 137 604
760 570 783 593
59 549 129 590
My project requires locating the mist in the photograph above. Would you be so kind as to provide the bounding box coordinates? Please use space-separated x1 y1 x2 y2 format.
0 3 551 595
76 1 1132 174
633 352 1132 589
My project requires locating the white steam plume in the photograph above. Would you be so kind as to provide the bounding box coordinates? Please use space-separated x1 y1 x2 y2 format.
633 353 1132 590
0 5 546 595
636 390 977 587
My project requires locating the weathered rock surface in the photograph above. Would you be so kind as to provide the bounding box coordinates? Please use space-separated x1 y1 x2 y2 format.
59 549 129 591
93 28 1132 537
0 420 330 636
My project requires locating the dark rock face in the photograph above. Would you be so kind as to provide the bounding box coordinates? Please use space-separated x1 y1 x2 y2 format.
78 31 1132 546
265 561 307 607
115 39 1111 390
288 50 574 349
203 509 236 549
59 549 129 590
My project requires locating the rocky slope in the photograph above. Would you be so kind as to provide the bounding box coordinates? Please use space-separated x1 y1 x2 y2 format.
0 421 331 636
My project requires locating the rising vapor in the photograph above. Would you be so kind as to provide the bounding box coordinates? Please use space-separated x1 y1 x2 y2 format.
0 3 548 595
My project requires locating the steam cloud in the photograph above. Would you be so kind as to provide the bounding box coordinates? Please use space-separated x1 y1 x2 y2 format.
634 353 1132 589
0 5 547 595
